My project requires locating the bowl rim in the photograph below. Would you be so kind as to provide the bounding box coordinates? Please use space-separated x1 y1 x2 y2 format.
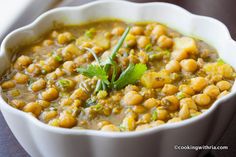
0 0 235 138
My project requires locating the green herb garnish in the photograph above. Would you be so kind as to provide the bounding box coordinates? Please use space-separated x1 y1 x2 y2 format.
91 104 103 111
54 55 63 62
76 26 147 92
145 43 153 52
85 28 96 39
176 92 186 100
77 65 109 84
217 58 225 65
28 78 35 86
58 79 70 88
113 63 147 89
119 125 126 131
152 110 158 121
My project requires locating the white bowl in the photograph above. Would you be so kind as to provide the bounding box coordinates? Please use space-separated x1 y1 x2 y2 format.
1 1 236 157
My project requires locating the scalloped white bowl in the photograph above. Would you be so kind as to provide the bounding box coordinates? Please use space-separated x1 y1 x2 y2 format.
1 1 236 157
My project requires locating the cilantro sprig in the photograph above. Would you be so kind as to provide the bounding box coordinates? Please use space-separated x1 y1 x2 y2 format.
77 26 147 92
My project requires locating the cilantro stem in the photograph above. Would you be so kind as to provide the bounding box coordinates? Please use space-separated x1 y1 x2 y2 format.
83 47 100 65
103 26 131 73
111 26 131 60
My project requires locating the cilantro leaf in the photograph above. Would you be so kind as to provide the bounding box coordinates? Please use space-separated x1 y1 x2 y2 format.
152 110 158 121
54 55 63 62
85 28 96 39
145 43 153 52
77 65 109 84
113 63 147 89
217 58 225 65
58 79 70 88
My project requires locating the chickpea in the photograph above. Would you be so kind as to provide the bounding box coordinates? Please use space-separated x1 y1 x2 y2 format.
137 36 150 49
70 88 88 101
150 120 165 126
57 32 74 44
157 35 173 49
171 50 188 61
42 88 59 101
121 116 136 131
180 59 198 72
23 102 42 117
131 26 144 35
42 111 58 123
135 124 151 131
101 124 120 132
97 90 108 99
161 96 179 111
208 74 223 83
57 79 76 91
203 85 220 98
111 27 125 36
216 81 232 91
47 57 60 69
126 110 138 121
162 84 178 95
193 94 211 106
125 85 140 93
132 105 146 114
32 46 41 52
55 68 65 77
92 46 104 55
13 73 29 84
51 31 59 38
48 118 60 127
167 117 182 123
191 77 208 92
219 64 234 79
81 42 93 48
97 121 111 129
217 91 230 99
46 72 57 80
42 64 52 73
27 64 41 75
73 99 82 107
180 98 197 110
125 34 137 48
179 85 195 96
43 39 53 46
1 80 15 89
31 79 47 92
10 99 26 109
179 103 190 120
63 61 76 73
58 112 77 128
64 43 81 56
151 25 167 41
143 98 160 109
37 100 50 108
138 113 152 124
156 107 169 120
123 91 143 106
136 120 165 131
14 55 32 70
165 60 181 73
59 98 73 106
190 109 201 117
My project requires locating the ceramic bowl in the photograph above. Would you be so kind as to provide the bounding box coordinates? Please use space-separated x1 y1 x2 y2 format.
1 1 236 157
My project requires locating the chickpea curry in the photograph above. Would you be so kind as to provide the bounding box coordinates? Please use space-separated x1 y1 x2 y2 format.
1 20 235 132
